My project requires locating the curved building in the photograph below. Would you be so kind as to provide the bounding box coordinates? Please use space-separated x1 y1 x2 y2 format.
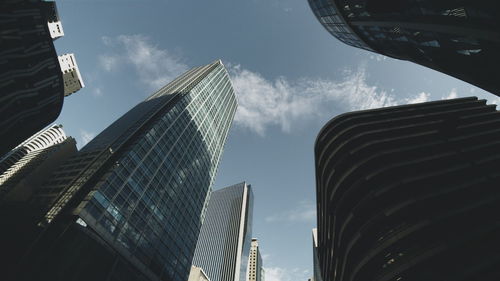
0 0 83 157
308 0 500 96
315 97 500 281
11 60 237 281
0 124 75 202
192 182 253 281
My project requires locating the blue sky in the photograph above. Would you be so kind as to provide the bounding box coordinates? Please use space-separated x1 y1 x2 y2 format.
53 1 499 281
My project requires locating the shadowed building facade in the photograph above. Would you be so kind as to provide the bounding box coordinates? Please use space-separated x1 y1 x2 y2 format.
8 60 237 281
308 0 500 96
192 182 253 281
315 97 500 281
0 0 83 157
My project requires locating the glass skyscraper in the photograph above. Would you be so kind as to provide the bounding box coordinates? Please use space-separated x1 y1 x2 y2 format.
308 0 500 96
192 182 253 281
10 60 237 281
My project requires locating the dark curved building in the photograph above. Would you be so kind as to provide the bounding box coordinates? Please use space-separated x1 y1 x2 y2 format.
314 97 500 281
0 0 83 158
308 0 500 96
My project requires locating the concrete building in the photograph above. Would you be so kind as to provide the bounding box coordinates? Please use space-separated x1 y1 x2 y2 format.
248 239 264 281
188 266 211 281
0 0 84 157
7 60 237 281
315 97 500 281
308 0 500 96
192 182 253 281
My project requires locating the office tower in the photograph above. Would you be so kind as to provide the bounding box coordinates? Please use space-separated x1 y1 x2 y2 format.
308 0 500 96
192 182 253 281
311 229 322 281
248 238 264 281
0 0 84 157
9 60 237 281
0 124 77 277
0 124 77 203
188 266 211 281
314 97 500 281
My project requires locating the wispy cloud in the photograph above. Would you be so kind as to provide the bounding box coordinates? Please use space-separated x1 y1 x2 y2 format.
99 34 188 90
265 200 316 223
441 88 458 100
229 65 407 135
265 267 311 281
80 129 96 146
406 92 430 104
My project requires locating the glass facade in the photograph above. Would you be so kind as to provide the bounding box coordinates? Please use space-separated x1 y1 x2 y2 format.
308 0 500 96
192 182 253 281
26 60 237 281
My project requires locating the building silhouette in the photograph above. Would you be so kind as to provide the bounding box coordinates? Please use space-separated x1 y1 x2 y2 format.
308 0 500 95
7 60 237 281
248 238 264 281
0 0 83 157
314 97 500 281
192 182 253 281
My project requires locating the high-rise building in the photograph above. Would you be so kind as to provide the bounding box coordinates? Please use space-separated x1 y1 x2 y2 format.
0 124 77 203
0 0 84 157
248 238 264 281
311 229 322 281
192 182 253 281
8 60 237 281
314 97 500 281
308 0 500 96
0 124 77 278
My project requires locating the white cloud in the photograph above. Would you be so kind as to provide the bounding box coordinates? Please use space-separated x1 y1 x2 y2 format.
80 130 96 146
229 66 404 135
441 88 458 100
92 87 103 97
99 35 188 90
265 267 311 281
406 92 430 104
370 54 388 61
265 200 316 223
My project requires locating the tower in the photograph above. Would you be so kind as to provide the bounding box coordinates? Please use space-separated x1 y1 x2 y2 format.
10 60 237 281
192 182 254 281
308 0 500 96
315 97 500 281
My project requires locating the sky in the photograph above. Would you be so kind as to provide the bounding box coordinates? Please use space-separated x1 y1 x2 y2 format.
52 1 500 281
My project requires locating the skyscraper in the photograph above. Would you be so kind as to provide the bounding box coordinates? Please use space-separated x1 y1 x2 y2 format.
311 229 322 281
0 0 84 157
192 182 253 281
248 238 264 281
314 97 500 281
308 0 500 96
9 60 237 281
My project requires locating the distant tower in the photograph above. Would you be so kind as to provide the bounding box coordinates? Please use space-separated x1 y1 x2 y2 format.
0 0 84 157
311 229 322 281
308 0 500 96
192 182 254 281
8 60 237 281
248 238 264 281
315 97 500 281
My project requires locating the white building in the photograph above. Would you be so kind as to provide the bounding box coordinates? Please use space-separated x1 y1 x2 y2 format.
188 266 211 281
58 53 85 96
